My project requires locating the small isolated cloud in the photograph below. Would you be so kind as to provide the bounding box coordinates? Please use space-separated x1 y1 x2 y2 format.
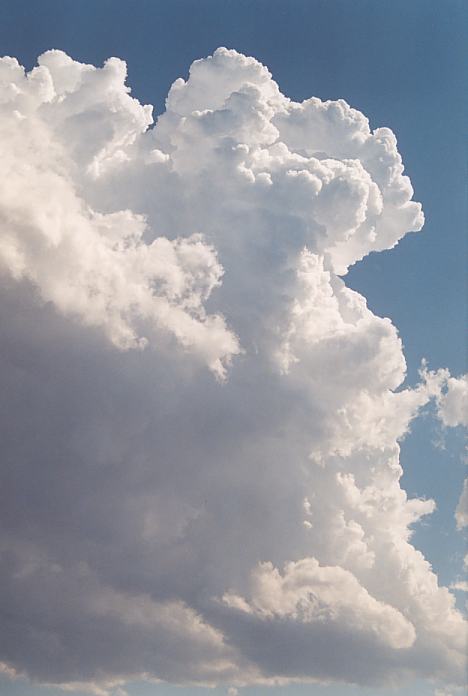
437 375 468 428
55 682 128 696
0 47 465 695
449 581 468 593
455 478 468 530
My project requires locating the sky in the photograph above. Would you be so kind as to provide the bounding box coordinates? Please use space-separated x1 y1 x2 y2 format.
0 2 466 696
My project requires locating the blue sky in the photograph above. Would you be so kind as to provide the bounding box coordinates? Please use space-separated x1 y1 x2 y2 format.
0 2 465 695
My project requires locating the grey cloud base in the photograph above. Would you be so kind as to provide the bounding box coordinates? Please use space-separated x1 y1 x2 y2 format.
0 48 466 693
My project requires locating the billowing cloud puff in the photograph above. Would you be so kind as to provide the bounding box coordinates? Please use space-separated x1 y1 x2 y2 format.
0 48 465 694
0 52 239 377
437 375 468 428
221 557 417 649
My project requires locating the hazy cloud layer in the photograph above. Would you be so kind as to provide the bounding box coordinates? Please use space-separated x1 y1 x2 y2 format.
0 48 466 693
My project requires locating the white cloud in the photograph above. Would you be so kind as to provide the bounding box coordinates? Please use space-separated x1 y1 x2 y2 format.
56 681 129 696
222 557 416 649
423 369 468 429
455 478 468 530
449 581 468 592
0 47 465 694
437 375 468 428
0 52 239 377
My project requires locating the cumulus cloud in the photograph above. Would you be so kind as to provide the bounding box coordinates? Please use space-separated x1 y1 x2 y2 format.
450 581 468 593
0 47 465 695
0 52 239 377
437 375 468 428
423 369 468 430
221 557 417 650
